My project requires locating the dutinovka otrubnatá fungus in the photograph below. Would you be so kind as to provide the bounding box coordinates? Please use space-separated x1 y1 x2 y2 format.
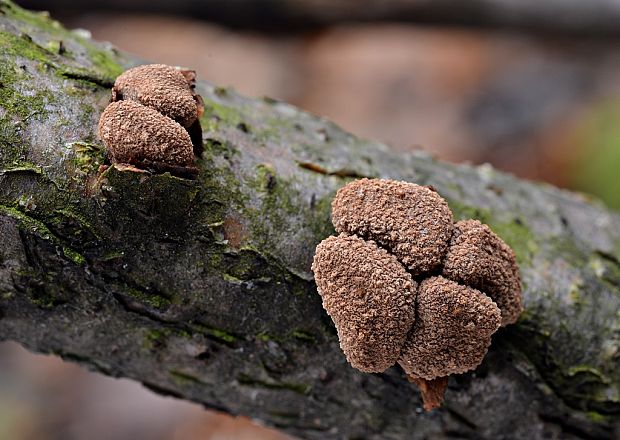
98 66 521 410
312 178 522 410
98 64 204 179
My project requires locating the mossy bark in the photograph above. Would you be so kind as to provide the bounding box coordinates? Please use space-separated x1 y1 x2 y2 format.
0 2 619 439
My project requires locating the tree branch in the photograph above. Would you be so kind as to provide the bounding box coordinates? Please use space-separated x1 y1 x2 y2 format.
18 0 620 36
0 2 619 438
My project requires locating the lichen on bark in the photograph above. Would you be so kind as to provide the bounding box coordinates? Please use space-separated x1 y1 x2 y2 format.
0 2 619 439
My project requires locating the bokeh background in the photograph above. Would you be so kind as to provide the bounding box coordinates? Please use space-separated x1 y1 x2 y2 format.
3 0 620 438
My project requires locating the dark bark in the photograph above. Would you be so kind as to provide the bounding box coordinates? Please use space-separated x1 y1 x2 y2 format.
0 2 619 439
17 0 620 36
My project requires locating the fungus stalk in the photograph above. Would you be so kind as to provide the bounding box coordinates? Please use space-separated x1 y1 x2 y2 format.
406 375 449 411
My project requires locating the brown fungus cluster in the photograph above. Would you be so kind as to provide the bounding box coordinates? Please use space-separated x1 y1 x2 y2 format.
98 64 203 178
312 178 522 410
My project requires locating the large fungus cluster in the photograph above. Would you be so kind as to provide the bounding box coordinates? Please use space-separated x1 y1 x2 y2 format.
98 64 203 178
312 178 522 409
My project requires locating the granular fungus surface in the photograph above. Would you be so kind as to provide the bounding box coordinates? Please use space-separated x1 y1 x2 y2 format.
312 178 522 409
98 64 203 178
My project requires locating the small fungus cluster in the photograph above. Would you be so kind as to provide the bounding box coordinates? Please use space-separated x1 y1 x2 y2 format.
312 178 522 409
98 64 204 178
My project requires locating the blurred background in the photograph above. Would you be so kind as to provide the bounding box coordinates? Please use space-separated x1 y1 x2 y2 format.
3 0 620 438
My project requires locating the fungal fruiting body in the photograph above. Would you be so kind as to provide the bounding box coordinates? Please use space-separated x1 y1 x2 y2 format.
398 276 501 380
98 101 195 174
112 64 200 127
98 64 203 178
313 234 417 373
331 179 454 275
443 219 522 326
312 178 522 410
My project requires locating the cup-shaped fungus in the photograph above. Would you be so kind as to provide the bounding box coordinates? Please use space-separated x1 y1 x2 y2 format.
398 276 501 379
312 178 523 410
312 234 417 372
442 220 522 326
111 63 201 128
98 64 204 178
331 178 453 276
98 100 197 177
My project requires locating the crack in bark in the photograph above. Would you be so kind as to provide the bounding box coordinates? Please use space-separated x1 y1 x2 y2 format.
297 161 372 179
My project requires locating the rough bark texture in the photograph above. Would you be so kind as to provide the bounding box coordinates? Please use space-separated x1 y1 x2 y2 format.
0 2 619 439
